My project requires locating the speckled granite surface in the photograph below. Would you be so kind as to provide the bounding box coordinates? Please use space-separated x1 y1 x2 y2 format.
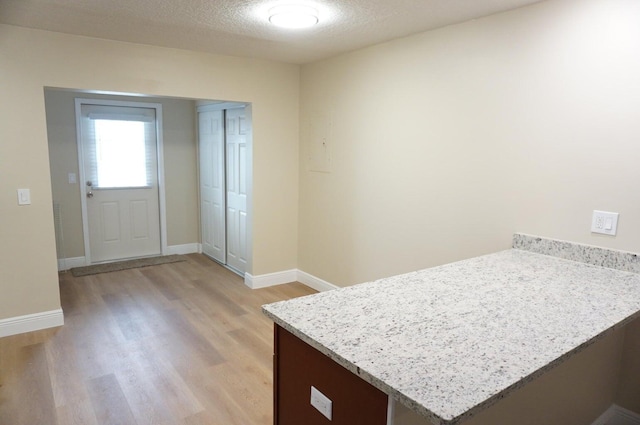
513 233 640 273
263 246 640 425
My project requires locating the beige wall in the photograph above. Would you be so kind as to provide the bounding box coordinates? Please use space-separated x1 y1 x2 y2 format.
0 24 300 320
298 0 640 287
298 0 640 417
45 90 199 259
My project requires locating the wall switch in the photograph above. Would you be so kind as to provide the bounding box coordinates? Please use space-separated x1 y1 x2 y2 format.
17 188 31 205
310 386 332 420
591 210 619 236
68 172 77 184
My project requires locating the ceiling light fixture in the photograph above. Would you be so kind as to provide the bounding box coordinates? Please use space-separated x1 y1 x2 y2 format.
269 4 319 29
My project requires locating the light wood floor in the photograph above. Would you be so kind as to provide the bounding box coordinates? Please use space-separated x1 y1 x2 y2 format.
0 254 316 425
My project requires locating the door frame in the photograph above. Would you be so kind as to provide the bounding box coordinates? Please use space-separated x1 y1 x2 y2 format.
75 98 168 264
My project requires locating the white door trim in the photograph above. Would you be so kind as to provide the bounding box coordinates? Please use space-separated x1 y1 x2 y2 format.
75 98 167 264
198 102 247 112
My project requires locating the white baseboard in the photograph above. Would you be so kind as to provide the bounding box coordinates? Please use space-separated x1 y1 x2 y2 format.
166 243 201 255
0 309 64 338
592 405 640 425
57 256 86 271
244 269 339 292
297 270 341 292
245 269 298 289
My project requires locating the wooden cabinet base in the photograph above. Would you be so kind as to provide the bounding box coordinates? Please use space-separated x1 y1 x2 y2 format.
274 325 388 425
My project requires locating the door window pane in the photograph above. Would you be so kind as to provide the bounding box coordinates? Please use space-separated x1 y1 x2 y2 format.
94 119 148 187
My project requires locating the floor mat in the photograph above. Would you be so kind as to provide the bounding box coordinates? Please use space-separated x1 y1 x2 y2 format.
70 255 186 277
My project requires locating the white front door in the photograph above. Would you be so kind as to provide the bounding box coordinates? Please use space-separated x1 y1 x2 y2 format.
198 108 226 263
225 107 248 274
77 101 162 263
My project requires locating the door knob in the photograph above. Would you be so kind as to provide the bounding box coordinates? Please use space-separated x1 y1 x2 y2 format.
87 191 94 198
86 181 93 187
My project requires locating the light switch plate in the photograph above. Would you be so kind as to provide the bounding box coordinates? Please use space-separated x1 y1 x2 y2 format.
591 210 619 236
310 386 332 420
17 188 31 205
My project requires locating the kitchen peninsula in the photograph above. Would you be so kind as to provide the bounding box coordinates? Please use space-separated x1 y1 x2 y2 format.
263 234 640 425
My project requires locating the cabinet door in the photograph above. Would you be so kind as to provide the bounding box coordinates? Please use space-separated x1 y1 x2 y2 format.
274 325 388 425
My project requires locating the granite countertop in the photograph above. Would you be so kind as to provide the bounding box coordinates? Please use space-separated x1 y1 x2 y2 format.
262 234 640 425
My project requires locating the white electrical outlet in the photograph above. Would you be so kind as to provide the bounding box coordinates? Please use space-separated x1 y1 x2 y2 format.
310 386 332 420
591 210 619 236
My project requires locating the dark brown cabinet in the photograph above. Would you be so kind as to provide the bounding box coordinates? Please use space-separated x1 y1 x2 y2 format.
273 325 388 425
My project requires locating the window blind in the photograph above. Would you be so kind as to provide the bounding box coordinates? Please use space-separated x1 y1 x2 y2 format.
80 104 157 189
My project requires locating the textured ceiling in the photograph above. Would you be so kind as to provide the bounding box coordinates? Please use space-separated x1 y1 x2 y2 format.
0 0 545 64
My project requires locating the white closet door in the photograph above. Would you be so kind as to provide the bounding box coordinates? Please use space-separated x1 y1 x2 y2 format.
198 109 226 263
225 107 248 274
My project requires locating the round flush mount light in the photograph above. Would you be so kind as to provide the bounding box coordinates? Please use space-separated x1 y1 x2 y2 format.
269 4 319 29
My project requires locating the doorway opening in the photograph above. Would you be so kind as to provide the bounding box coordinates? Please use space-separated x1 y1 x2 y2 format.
45 88 252 275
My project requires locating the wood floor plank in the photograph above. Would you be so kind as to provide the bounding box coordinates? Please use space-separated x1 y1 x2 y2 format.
45 325 93 410
191 278 250 317
132 340 205 420
112 343 179 425
102 292 150 341
87 374 138 425
139 266 184 301
0 254 316 425
0 342 58 425
182 410 218 425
